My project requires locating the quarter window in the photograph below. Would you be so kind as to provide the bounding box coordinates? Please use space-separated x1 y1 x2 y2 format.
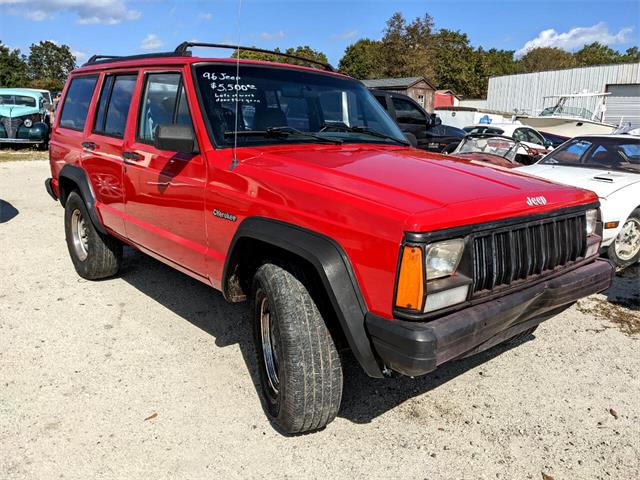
58 75 98 131
138 72 193 143
93 74 137 138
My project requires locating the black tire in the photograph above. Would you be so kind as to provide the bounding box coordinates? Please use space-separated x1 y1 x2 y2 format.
64 190 122 280
506 326 538 345
252 263 343 434
607 208 640 270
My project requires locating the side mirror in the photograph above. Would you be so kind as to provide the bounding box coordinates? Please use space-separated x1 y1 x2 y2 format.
430 113 442 126
403 132 418 148
154 124 197 153
543 139 553 148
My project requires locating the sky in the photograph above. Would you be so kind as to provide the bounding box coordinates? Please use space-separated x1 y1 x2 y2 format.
1 0 639 66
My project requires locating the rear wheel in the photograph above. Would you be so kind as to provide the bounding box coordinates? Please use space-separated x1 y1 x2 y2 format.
252 263 343 434
607 209 640 269
64 191 122 279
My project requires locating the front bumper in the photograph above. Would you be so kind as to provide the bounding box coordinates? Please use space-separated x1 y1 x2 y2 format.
0 137 45 144
366 259 613 377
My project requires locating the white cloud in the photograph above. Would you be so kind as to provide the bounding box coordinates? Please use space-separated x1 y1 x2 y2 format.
71 49 87 61
0 0 141 25
330 30 357 41
199 12 212 21
140 33 163 51
516 22 634 57
259 31 285 41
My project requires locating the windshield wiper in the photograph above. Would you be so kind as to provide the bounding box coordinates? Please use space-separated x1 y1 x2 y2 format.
224 127 342 145
321 123 409 146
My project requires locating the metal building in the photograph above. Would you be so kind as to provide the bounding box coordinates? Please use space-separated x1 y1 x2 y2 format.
486 63 640 128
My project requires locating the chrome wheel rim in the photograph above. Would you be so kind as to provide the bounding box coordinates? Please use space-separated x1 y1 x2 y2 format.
71 209 89 261
259 296 279 395
615 218 640 262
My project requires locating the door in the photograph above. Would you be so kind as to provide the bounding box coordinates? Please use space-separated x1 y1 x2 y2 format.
390 95 431 149
82 72 138 235
123 70 207 276
50 74 99 183
605 84 640 129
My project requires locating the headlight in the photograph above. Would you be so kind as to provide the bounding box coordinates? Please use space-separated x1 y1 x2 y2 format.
425 238 465 280
586 209 597 235
23 119 33 128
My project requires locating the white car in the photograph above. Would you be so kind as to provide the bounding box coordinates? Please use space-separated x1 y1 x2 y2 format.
518 135 640 268
463 123 553 156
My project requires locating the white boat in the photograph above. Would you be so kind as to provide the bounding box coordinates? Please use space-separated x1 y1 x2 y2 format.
516 92 617 139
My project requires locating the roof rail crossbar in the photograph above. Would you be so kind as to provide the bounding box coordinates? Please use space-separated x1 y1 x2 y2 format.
82 51 191 67
85 54 122 64
174 42 335 72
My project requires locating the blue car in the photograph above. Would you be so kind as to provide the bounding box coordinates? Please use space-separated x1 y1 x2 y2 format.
0 88 51 148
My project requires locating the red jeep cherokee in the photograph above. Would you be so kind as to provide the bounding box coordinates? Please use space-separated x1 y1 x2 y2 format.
45 43 613 433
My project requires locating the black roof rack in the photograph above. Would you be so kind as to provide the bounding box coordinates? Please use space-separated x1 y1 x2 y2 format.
82 43 335 72
82 51 190 67
175 42 335 72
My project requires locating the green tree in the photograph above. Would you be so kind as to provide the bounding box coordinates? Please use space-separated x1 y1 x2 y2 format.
27 40 76 91
338 39 384 79
0 41 29 87
232 45 328 68
620 46 640 63
380 12 435 80
574 42 621 66
519 47 576 72
432 29 480 97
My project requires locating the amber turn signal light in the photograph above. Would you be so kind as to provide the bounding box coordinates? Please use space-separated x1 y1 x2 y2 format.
395 246 425 311
604 221 619 229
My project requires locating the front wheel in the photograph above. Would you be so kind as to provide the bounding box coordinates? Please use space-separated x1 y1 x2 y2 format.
64 191 122 280
607 209 640 269
252 263 343 434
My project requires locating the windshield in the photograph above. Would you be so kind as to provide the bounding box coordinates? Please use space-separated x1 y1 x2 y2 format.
540 137 640 173
0 94 37 107
194 63 407 147
455 136 519 162
540 105 594 119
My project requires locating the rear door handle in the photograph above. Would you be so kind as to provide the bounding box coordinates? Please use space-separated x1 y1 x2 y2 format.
122 151 143 164
81 141 96 150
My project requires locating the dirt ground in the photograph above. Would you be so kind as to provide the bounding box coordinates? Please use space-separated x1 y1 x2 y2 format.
1 160 639 480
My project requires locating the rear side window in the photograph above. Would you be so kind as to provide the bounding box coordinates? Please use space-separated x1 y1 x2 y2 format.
58 75 98 131
93 74 137 138
391 97 426 124
138 72 193 143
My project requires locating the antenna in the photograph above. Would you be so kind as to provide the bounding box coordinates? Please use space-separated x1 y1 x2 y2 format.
230 0 243 171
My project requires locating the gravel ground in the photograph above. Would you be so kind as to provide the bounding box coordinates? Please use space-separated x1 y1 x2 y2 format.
1 160 639 480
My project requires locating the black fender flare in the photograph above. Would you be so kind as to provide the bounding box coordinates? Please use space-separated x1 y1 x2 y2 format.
58 164 107 235
223 217 384 378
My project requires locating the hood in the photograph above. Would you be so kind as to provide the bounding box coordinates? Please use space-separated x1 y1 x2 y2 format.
239 144 598 232
0 104 41 118
518 164 640 199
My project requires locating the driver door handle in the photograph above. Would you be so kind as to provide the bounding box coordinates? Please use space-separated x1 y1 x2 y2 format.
122 151 143 164
81 141 96 150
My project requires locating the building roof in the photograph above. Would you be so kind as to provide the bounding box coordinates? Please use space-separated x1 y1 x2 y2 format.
435 89 461 99
361 76 434 89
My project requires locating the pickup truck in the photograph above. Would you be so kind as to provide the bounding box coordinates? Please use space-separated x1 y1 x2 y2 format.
45 43 613 434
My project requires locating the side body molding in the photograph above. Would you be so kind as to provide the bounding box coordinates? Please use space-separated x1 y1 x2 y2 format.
58 164 107 234
224 217 384 378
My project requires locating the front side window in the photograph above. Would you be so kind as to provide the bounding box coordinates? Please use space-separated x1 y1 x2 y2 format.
58 75 98 131
392 97 426 124
524 128 545 146
194 64 406 147
93 74 137 138
138 72 193 143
